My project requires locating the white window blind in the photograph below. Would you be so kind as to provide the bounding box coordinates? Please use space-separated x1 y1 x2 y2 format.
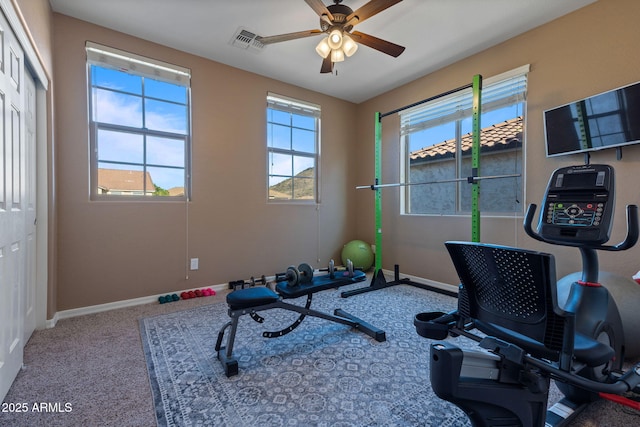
400 65 529 135
86 41 191 87
267 92 321 118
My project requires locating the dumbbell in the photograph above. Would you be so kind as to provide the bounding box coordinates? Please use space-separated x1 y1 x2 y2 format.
275 263 314 287
158 293 179 304
229 275 267 291
249 275 267 287
319 259 362 279
319 259 337 279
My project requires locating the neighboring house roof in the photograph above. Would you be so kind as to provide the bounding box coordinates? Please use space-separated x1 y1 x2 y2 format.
410 116 523 162
168 187 185 196
98 168 155 192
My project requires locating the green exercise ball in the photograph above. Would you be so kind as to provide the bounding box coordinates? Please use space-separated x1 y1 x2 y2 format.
341 240 374 271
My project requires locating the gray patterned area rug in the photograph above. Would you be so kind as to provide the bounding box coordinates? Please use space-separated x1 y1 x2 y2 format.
139 283 471 426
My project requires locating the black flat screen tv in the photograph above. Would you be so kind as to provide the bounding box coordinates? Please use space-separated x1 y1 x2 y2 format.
544 81 640 157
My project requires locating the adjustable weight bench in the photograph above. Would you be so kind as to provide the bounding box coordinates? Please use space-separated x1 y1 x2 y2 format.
215 270 386 376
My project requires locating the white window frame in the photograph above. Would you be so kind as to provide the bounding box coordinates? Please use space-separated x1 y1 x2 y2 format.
400 65 529 216
86 42 192 201
266 93 320 203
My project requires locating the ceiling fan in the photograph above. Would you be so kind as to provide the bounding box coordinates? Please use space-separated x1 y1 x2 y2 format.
256 0 405 73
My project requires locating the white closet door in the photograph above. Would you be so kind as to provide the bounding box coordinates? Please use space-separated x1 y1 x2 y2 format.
0 7 36 402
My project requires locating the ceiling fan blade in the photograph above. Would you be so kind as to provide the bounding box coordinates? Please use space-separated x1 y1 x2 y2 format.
346 0 403 26
320 56 333 73
305 0 334 21
350 30 405 57
257 29 323 45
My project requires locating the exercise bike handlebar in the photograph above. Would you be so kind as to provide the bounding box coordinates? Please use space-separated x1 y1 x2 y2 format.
525 354 640 395
524 203 639 251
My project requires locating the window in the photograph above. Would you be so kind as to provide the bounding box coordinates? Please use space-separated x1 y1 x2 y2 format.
267 93 320 202
86 42 191 199
400 66 528 215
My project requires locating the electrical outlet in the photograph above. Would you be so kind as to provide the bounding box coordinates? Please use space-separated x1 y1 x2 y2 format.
190 258 199 270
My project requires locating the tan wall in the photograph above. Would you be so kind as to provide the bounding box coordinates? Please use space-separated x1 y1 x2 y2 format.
52 14 358 310
14 0 53 72
355 0 640 285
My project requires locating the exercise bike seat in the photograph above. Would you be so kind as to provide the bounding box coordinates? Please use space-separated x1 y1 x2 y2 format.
446 241 615 368
574 332 615 366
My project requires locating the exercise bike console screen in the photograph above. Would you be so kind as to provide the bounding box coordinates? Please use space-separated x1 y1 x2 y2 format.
538 164 614 245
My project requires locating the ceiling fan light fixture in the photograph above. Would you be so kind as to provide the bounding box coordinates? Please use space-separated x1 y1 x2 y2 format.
315 37 331 58
255 0 405 74
331 48 345 63
327 28 343 50
342 34 358 57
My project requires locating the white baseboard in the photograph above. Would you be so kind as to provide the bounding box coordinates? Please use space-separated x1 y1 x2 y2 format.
45 314 59 329
45 271 457 328
46 282 230 328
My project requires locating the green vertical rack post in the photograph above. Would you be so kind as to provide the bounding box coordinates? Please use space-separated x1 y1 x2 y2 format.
374 111 383 273
471 74 482 243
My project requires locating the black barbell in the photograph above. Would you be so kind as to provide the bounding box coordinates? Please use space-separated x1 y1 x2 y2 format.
237 259 364 289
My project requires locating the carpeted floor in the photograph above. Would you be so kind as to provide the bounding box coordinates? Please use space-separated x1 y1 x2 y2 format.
2 279 640 426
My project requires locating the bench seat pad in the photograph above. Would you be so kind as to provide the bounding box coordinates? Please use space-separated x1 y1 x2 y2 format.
226 286 280 310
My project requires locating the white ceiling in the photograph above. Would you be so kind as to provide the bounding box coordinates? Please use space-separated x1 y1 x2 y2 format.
49 0 596 103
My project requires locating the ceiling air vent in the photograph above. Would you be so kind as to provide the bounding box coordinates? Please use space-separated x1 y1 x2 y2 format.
230 27 265 53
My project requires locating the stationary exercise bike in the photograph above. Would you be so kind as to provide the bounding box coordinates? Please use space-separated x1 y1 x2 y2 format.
525 164 640 405
415 164 640 426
